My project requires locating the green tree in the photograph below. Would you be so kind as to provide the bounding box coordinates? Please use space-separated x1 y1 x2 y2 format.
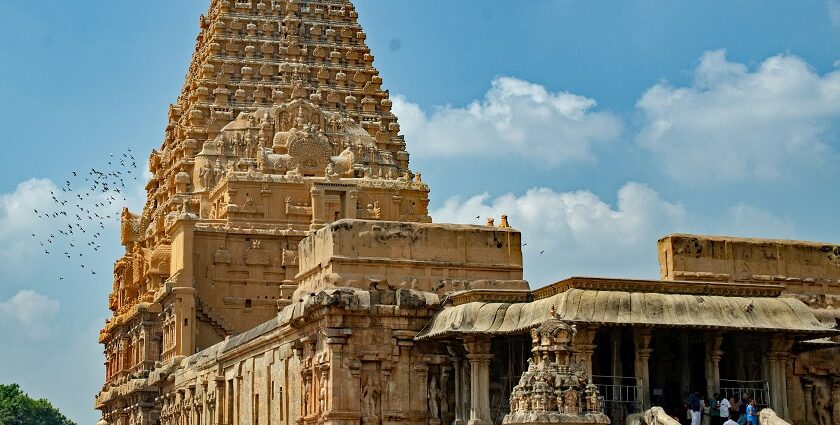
0 384 75 425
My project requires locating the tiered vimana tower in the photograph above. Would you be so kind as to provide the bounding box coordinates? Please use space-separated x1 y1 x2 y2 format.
98 0 431 419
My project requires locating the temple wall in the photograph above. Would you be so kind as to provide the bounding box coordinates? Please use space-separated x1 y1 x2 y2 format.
296 220 525 296
658 234 840 292
658 233 840 424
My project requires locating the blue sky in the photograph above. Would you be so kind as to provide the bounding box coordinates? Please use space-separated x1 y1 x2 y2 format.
1 1 839 422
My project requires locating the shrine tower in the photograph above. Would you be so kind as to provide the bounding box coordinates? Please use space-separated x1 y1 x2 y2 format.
99 0 430 406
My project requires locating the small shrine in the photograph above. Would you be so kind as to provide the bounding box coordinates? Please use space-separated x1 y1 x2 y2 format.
504 310 610 425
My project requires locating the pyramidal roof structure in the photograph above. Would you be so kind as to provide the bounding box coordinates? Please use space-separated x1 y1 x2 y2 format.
171 0 404 146
100 0 431 399
134 0 426 237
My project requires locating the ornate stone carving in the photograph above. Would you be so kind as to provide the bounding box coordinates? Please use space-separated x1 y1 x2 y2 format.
429 375 441 421
641 407 679 425
503 313 609 425
362 375 382 425
757 408 791 425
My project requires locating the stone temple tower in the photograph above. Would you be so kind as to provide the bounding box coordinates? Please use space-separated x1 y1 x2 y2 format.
99 0 431 413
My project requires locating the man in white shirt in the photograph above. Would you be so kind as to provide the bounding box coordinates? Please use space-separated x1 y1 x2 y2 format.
723 415 738 425
719 396 731 424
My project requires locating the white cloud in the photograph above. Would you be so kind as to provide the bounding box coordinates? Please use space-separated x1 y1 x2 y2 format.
432 182 795 285
636 50 840 184
394 77 623 164
0 176 142 275
0 290 60 340
0 179 60 264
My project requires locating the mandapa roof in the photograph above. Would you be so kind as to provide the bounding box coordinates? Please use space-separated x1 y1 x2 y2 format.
416 286 836 340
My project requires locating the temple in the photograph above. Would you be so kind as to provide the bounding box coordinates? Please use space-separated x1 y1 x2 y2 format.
95 1 840 425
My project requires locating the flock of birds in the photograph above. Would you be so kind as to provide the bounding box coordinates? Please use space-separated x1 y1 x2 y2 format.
31 148 545 281
31 148 139 279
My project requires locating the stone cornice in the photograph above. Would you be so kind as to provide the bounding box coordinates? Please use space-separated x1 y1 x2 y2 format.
533 276 785 299
448 289 532 306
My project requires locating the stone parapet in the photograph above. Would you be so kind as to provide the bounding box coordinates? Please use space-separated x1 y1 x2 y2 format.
295 219 526 297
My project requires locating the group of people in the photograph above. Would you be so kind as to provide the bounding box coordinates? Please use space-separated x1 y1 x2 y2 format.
681 391 761 425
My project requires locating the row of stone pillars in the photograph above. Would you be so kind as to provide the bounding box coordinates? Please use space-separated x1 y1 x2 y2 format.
578 327 795 420
453 329 796 424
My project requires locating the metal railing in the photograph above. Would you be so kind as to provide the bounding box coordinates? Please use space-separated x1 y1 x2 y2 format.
719 379 770 408
592 375 641 405
592 375 642 425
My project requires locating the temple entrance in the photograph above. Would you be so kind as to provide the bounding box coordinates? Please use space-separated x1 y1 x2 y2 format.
592 328 640 424
647 331 707 420
489 335 531 424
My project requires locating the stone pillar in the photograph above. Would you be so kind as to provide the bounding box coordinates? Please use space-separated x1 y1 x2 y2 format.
574 327 598 378
705 334 723 396
388 331 416 421
463 337 492 425
634 329 653 410
679 335 691 396
785 358 802 424
215 376 225 425
310 187 326 230
345 190 358 219
391 195 402 219
831 376 840 425
412 363 430 416
446 346 463 425
323 328 354 421
802 378 814 425
610 329 623 386
768 337 793 420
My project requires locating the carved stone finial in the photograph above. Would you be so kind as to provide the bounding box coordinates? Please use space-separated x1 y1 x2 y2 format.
486 218 495 227
500 214 510 228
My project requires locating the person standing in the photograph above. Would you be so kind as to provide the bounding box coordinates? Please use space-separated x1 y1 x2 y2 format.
689 391 702 425
718 394 732 425
745 399 758 425
737 393 749 425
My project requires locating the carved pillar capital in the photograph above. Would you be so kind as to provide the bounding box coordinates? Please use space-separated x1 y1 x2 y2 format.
463 336 492 357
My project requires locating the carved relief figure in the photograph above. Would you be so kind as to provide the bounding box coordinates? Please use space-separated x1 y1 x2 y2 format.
562 388 579 414
319 377 327 413
199 162 213 189
303 378 311 415
428 376 440 420
362 375 382 425
814 384 831 425
585 381 600 413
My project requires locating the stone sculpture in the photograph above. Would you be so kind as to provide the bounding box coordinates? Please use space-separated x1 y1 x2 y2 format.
362 375 382 425
429 376 441 421
757 408 791 425
503 313 609 425
641 407 679 425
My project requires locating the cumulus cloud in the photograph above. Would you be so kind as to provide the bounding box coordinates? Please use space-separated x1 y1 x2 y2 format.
636 50 840 184
0 179 61 264
0 290 60 340
394 77 623 164
0 176 142 276
432 182 795 285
